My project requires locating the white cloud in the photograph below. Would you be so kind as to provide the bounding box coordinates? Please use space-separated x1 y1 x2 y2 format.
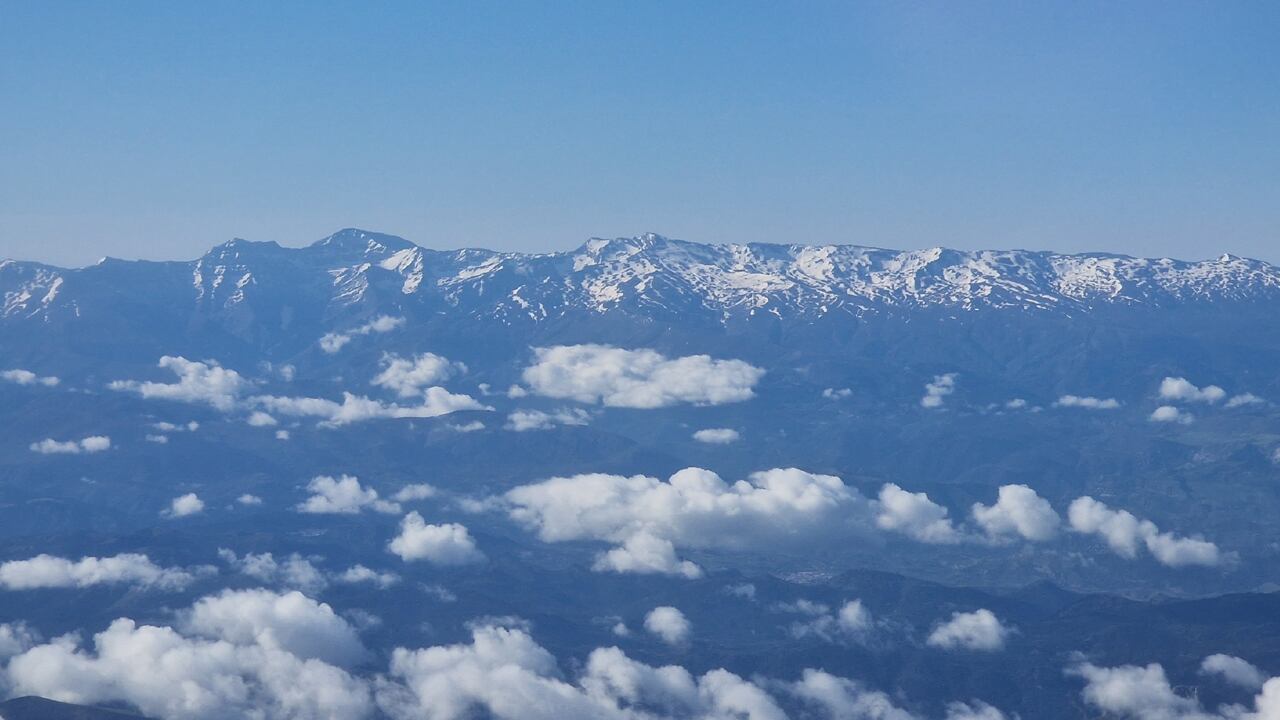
920 373 957 408
247 411 278 427
823 387 853 400
1 369 59 387
153 421 199 433
1068 496 1222 567
0 622 38 660
388 512 485 565
237 494 263 506
145 434 169 444
1149 405 1192 423
218 549 328 594
29 436 111 454
926 609 1010 651
166 493 205 518
971 484 1060 542
643 606 690 646
4 590 373 720
1159 377 1226 404
275 429 291 440
503 467 864 578
0 553 195 591
1226 393 1264 408
1201 654 1268 690
393 484 438 503
448 421 485 432
1054 395 1121 410
504 408 591 432
253 387 488 427
296 475 400 515
1070 660 1280 720
336 565 400 589
109 356 248 410
692 428 739 444
791 669 926 720
319 315 405 354
876 484 963 544
782 600 872 642
372 353 465 398
1004 398 1028 409
520 344 764 408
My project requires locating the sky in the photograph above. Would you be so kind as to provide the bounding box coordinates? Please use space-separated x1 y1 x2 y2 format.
1 1 1277 266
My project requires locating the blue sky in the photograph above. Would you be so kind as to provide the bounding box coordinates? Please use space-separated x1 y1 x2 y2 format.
2 1 1277 266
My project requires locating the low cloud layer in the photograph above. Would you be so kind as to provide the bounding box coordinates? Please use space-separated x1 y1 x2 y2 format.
1 369 59 387
1071 658 1280 720
372 352 466 398
388 512 485 565
927 609 1011 651
920 374 957 408
296 475 400 515
520 344 764 408
692 428 740 444
971 485 1060 542
0 553 196 591
29 435 110 454
319 315 404 353
1159 377 1226 404
1054 395 1121 410
1068 497 1223 567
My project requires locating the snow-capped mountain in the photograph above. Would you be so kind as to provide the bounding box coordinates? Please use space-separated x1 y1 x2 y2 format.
4 229 1279 328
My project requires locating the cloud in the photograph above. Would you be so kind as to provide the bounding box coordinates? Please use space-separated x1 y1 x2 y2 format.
781 600 872 642
876 484 963 544
971 485 1060 542
388 512 485 565
448 421 485 432
319 315 405 354
1054 395 1121 410
1226 393 1264 408
520 344 764 408
1 369 59 387
920 373 957 408
335 565 400 589
503 467 864 578
926 609 1010 651
1201 654 1268 690
237 494 263 506
692 428 739 444
392 484 438 503
1149 405 1192 423
1159 377 1226 404
643 607 690 646
1004 398 1028 409
296 475 400 515
275 429 290 440
1068 497 1222 567
0 553 196 591
254 388 488 427
372 353 466 398
165 493 205 518
153 421 199 433
4 590 372 720
109 356 248 410
247 411 278 427
0 622 38 660
823 387 853 400
504 408 591 432
218 550 328 595
146 434 169 443
1070 660 1280 720
29 436 111 454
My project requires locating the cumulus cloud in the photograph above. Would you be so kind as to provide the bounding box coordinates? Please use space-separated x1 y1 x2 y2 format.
792 668 1008 720
392 484 438 503
1149 405 1192 424
1068 497 1222 567
1070 659 1280 720
1054 395 1121 410
692 428 739 444
971 485 1060 542
319 315 405 354
296 475 400 515
237 494 263 506
218 550 328 595
4 590 372 720
1201 654 1268 690
926 609 1010 651
1 369 59 387
0 553 196 591
1159 377 1226 404
372 353 466 398
336 565 400 589
643 607 690 646
247 411 278 427
254 387 488 428
504 408 591 432
1226 393 1264 408
876 484 963 544
29 436 111 454
920 373 957 408
388 513 485 565
165 493 205 518
781 600 872 642
520 344 764 408
0 622 38 660
503 467 865 578
109 356 249 410
823 387 853 400
449 421 485 433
